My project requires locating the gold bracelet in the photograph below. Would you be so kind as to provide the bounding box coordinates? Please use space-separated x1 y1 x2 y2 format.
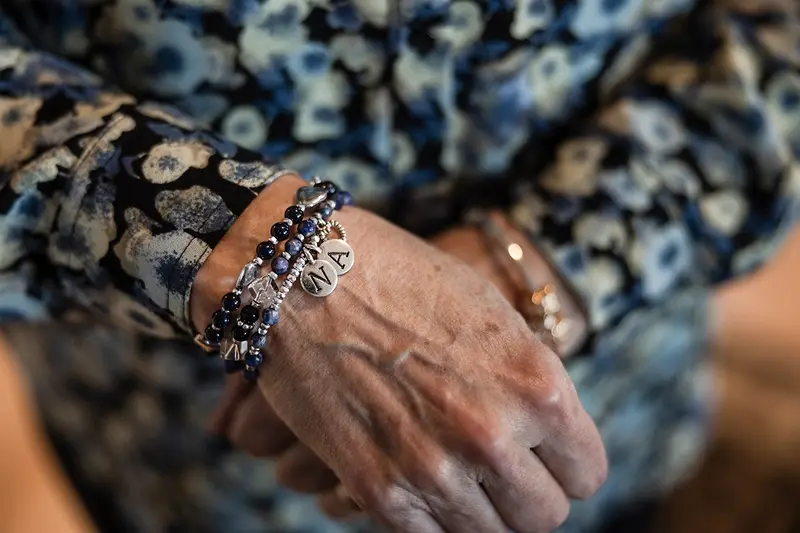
467 210 572 351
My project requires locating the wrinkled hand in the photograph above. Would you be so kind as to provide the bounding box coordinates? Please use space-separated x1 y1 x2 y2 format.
194 176 607 533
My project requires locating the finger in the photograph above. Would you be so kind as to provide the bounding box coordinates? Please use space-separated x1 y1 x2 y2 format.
482 445 570 533
275 443 340 493
535 391 608 500
317 485 363 520
228 389 297 457
429 478 509 533
208 373 252 435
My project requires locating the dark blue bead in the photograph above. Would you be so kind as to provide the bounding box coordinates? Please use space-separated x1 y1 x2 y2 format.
286 238 302 256
245 353 263 368
224 359 244 374
256 240 276 260
271 256 289 274
204 325 222 343
319 181 338 195
285 205 304 224
240 305 259 324
319 205 333 219
221 292 241 311
243 368 259 383
212 310 231 329
263 307 280 326
250 333 268 349
333 191 353 209
299 219 316 236
271 221 291 241
232 326 249 341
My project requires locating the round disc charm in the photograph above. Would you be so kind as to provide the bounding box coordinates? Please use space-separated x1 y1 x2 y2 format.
319 239 355 275
301 259 338 297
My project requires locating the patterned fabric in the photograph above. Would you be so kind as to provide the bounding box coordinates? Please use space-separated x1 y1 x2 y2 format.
0 0 798 532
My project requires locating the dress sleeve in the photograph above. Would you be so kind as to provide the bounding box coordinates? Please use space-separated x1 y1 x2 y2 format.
0 40 291 337
504 0 799 520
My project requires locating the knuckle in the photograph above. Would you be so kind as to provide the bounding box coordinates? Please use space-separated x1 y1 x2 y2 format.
411 453 453 496
475 429 513 470
353 479 407 516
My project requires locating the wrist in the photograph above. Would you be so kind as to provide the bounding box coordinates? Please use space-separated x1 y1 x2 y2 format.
190 173 309 333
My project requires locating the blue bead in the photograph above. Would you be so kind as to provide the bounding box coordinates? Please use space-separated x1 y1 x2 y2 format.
250 333 268 349
245 353 263 368
263 308 280 325
271 221 291 241
224 359 244 374
299 219 316 236
211 310 231 329
334 191 353 209
232 326 249 341
271 256 289 274
243 368 259 383
286 238 302 256
221 292 241 311
320 205 333 219
285 205 304 224
256 240 276 260
319 181 338 195
204 325 222 343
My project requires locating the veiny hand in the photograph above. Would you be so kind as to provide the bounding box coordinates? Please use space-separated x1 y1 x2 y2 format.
193 176 608 533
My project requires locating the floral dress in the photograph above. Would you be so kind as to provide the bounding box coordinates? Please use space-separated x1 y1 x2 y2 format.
0 0 798 531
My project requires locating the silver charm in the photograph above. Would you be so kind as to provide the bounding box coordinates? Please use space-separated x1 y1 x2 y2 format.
296 186 327 208
236 261 259 290
319 239 355 275
246 276 278 305
221 338 243 361
301 259 338 297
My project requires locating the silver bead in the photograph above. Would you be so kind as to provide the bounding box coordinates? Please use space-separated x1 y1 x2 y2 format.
268 271 279 280
269 236 278 244
281 252 290 260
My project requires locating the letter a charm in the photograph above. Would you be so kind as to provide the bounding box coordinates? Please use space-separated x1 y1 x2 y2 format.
319 239 355 276
301 259 338 297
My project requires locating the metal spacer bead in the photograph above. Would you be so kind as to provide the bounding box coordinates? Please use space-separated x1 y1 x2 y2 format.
268 271 279 280
281 252 291 260
254 257 264 266
268 236 278 244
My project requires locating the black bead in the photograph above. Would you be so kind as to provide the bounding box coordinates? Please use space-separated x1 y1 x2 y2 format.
212 310 231 329
221 292 241 311
285 205 304 224
271 221 291 241
319 181 338 195
240 305 259 324
243 368 259 383
256 240 276 260
232 326 249 341
224 359 244 374
204 325 222 343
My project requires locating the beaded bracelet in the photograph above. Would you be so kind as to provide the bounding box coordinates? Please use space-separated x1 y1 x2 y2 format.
193 178 356 379
233 218 351 381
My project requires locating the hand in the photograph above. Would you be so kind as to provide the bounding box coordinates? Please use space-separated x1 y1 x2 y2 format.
193 176 608 533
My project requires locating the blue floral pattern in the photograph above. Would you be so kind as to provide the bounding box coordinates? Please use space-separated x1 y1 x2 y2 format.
0 0 798 532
